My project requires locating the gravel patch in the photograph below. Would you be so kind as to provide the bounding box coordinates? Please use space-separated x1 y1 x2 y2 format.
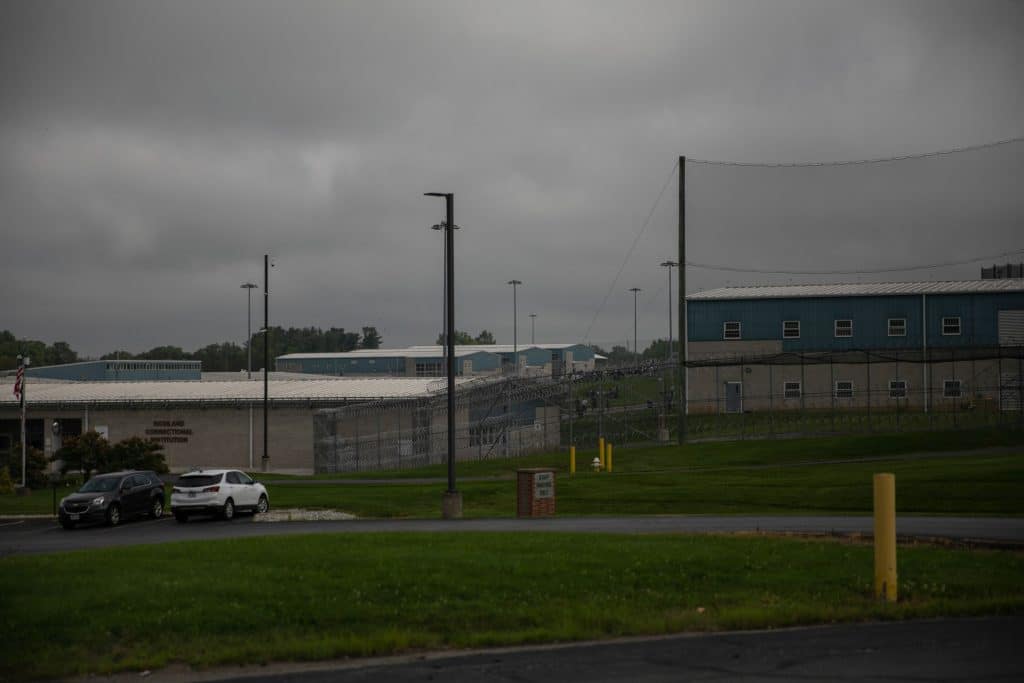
253 508 357 522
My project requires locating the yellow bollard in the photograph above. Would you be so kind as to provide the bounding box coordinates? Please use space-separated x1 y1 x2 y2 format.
570 446 576 475
607 443 613 473
599 437 606 469
873 473 897 602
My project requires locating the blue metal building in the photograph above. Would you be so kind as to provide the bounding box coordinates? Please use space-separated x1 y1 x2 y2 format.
25 359 202 382
684 280 1024 414
688 281 1024 351
276 349 502 377
409 344 597 374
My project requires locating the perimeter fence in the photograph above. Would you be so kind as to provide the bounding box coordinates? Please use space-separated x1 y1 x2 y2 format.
313 345 1024 472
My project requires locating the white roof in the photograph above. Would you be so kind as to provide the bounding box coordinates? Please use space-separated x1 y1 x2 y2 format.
689 279 1024 301
410 344 528 353
278 348 493 360
200 371 338 381
0 378 468 406
410 344 582 353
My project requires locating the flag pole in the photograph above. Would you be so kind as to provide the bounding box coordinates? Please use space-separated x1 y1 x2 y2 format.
16 355 28 489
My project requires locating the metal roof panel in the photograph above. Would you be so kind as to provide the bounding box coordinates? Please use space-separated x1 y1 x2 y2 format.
688 279 1024 301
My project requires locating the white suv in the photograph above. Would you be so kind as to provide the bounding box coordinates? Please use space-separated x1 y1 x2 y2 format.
171 469 269 523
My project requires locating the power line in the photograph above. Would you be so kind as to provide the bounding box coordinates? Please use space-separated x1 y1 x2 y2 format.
686 247 1024 275
583 159 679 341
688 136 1024 168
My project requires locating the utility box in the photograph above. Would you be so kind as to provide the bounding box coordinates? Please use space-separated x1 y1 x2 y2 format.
517 468 556 517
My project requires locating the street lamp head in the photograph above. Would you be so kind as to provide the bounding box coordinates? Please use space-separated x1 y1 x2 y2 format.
241 282 257 289
629 287 643 294
431 222 460 230
508 279 522 286
424 192 450 197
660 260 678 268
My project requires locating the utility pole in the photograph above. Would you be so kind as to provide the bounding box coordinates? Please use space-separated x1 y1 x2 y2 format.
529 313 537 345
15 355 28 488
263 254 270 472
242 282 257 469
677 156 687 444
659 261 677 361
629 288 642 371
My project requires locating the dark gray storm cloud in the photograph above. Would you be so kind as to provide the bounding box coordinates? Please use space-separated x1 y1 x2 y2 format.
1 0 1022 356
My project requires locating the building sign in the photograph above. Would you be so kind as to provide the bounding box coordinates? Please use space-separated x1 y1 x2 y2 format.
533 471 554 499
145 419 193 444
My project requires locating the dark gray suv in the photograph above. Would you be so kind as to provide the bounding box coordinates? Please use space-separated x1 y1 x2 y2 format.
58 470 166 529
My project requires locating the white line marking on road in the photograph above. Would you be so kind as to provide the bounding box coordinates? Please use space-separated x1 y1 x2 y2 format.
0 520 25 528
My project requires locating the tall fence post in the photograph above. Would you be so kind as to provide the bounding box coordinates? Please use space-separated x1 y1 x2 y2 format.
866 350 872 432
830 356 835 433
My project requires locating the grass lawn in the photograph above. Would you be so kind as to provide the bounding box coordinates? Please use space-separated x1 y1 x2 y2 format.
1 533 1021 680
263 428 1024 518
264 451 1023 517
2 428 1021 518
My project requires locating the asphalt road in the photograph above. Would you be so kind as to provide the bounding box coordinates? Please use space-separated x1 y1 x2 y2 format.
84 616 1024 682
2 514 1022 556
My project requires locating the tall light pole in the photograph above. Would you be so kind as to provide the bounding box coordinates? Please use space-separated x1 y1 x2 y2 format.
508 280 522 374
241 282 258 470
425 192 461 519
529 313 537 344
629 287 642 370
659 261 677 361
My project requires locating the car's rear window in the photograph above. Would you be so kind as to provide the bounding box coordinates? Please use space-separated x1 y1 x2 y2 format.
176 474 221 488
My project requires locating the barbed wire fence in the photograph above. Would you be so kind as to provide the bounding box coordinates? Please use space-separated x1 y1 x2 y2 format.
313 345 1023 473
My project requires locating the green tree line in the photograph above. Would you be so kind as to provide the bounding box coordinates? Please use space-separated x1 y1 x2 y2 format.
0 326 384 372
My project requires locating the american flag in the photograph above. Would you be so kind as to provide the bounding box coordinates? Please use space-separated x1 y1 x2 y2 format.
13 365 23 400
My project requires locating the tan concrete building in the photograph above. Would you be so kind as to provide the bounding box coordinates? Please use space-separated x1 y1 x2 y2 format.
0 377 474 474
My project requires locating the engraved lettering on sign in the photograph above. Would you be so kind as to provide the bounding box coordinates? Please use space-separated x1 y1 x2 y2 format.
144 419 192 445
533 472 554 499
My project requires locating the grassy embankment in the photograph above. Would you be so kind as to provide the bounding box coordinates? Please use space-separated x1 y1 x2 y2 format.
1 532 1022 679
1 428 1021 518
263 428 1024 518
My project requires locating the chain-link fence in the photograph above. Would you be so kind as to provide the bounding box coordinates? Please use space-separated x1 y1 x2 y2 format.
313 345 1024 472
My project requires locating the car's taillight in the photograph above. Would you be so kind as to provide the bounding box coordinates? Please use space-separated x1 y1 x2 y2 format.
202 486 220 493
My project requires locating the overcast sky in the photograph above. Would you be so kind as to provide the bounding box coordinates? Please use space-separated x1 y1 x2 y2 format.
2 0 1022 358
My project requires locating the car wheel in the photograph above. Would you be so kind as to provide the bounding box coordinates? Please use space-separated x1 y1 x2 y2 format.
60 520 75 530
255 494 269 515
221 498 235 520
150 497 164 519
174 511 189 523
106 504 121 526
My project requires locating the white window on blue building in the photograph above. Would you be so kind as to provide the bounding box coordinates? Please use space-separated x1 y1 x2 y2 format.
834 380 854 398
889 379 908 398
943 379 962 398
723 321 741 340
782 321 800 339
834 320 853 338
942 317 961 336
888 318 906 337
783 381 801 398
